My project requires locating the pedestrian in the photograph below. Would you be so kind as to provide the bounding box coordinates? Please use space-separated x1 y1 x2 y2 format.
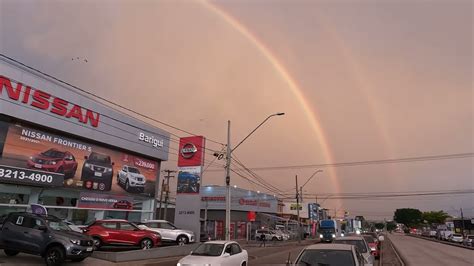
259 232 266 247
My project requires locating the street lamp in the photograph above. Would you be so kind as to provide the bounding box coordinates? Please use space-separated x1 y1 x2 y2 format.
224 112 285 240
296 169 323 243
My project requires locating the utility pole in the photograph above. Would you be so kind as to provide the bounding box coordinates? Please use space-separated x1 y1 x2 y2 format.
295 175 301 243
162 170 176 221
461 208 465 237
157 178 165 219
225 120 231 240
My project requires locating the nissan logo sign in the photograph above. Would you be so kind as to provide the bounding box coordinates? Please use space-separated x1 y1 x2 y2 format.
181 143 197 159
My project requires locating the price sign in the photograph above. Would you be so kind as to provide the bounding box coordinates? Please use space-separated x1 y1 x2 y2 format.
0 165 64 187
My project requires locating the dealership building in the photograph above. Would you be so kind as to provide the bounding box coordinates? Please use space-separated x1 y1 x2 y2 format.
0 56 170 224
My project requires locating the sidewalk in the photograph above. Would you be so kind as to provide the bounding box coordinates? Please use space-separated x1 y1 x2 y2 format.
238 238 318 248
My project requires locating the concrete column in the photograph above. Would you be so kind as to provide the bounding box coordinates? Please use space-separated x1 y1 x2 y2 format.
28 188 42 205
141 198 154 221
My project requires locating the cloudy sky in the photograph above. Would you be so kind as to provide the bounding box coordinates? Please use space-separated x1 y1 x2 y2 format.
1 0 472 219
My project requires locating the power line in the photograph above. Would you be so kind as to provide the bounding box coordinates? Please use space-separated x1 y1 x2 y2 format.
0 54 225 146
207 153 474 172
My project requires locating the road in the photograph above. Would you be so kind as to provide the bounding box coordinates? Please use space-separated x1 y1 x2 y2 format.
388 233 473 266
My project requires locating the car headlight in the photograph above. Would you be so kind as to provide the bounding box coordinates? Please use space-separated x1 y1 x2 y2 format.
320 234 323 238
50 161 57 165
70 239 81 245
332 234 336 238
370 247 376 251
85 163 91 169
341 233 345 237
106 167 113 172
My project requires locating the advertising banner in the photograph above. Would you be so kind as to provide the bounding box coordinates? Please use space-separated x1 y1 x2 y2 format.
0 124 159 196
78 192 134 210
30 204 48 215
177 166 201 194
174 136 206 240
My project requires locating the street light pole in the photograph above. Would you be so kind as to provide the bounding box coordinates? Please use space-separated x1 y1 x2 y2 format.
224 113 285 241
225 120 232 240
295 175 301 243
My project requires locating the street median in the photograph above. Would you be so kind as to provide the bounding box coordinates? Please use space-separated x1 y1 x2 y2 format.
92 244 200 262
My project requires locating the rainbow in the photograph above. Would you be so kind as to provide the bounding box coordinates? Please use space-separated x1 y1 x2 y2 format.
200 0 343 209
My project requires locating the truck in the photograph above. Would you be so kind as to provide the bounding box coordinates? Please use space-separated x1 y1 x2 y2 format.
318 219 338 242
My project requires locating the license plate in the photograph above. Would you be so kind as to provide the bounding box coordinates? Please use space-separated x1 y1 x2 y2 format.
34 164 42 168
86 247 93 252
94 172 102 177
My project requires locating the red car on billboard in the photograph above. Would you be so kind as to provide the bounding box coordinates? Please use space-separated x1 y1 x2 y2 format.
113 200 133 210
27 148 78 178
84 220 161 250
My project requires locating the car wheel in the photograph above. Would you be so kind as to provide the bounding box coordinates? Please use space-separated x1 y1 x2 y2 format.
93 237 102 249
125 180 130 191
140 238 154 250
44 246 65 266
177 235 189 246
71 258 86 262
272 237 278 241
4 249 19 256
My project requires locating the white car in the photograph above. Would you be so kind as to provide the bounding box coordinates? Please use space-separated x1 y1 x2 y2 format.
291 243 366 266
178 241 248 266
334 236 374 266
450 233 464 243
117 165 146 193
138 220 195 245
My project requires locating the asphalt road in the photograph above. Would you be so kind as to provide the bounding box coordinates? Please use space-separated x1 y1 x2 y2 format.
388 233 473 266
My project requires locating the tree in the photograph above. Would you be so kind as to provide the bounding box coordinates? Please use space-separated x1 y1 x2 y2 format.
374 223 385 230
394 208 422 227
386 222 397 232
422 210 450 225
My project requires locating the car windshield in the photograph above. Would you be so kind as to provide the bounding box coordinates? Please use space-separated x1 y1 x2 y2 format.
45 217 71 231
334 240 368 253
89 153 111 163
41 149 65 158
296 250 355 266
128 167 140 174
468 236 474 239
362 235 375 243
192 243 224 256
453 234 462 237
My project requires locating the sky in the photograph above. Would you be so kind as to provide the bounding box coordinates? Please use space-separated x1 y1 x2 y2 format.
1 0 472 219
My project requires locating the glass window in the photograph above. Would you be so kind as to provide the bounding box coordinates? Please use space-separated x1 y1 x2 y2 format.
192 243 224 257
159 222 176 229
334 240 368 253
14 215 24 226
128 167 140 174
231 244 242 255
224 244 232 254
120 222 136 231
101 222 117 229
296 250 355 266
147 222 159 228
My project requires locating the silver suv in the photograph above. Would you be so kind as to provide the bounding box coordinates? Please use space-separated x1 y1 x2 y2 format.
138 220 195 245
255 229 283 241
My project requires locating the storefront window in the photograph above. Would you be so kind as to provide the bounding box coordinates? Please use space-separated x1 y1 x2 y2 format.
0 192 29 204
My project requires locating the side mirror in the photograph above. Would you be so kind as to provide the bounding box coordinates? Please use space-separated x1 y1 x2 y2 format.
222 253 230 258
112 162 115 166
38 225 48 231
378 236 385 242
84 156 88 160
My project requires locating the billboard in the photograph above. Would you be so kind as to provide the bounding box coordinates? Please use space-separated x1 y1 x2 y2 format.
78 192 134 210
175 136 206 240
0 124 159 197
177 166 201 194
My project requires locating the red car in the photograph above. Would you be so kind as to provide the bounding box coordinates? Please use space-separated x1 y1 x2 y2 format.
27 148 78 178
362 234 380 259
113 200 133 210
84 220 161 249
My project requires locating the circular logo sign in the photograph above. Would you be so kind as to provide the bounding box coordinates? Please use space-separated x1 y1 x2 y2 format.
181 143 198 159
99 183 105 191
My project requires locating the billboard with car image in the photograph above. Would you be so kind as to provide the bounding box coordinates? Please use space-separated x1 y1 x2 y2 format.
0 123 159 196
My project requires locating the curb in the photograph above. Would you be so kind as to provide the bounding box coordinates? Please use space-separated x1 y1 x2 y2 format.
407 234 474 251
385 234 407 266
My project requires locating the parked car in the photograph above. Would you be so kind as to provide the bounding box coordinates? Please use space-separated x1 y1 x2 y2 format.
81 152 114 191
177 241 248 266
274 229 290 240
63 220 84 233
333 236 374 266
439 230 453 241
117 165 146 193
138 220 195 245
255 229 283 241
27 148 78 178
449 233 464 243
0 212 94 266
429 230 437 238
289 243 366 266
463 235 473 246
83 219 161 249
362 234 380 259
113 200 133 210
